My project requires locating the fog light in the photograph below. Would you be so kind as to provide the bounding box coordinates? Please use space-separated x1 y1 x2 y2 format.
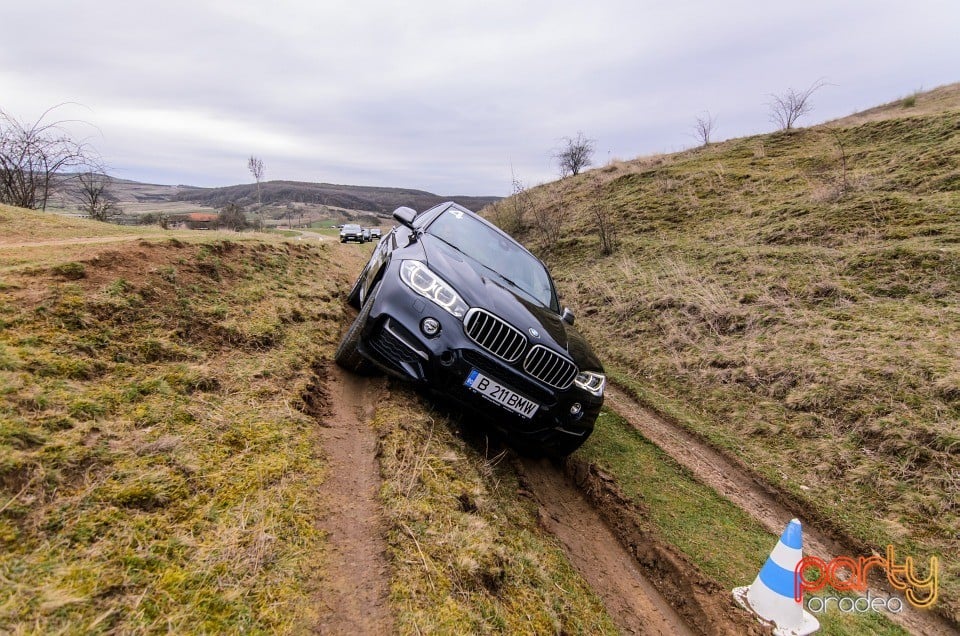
570 403 582 416
421 317 441 337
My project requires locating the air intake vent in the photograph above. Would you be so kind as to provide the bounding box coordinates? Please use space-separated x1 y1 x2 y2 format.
463 308 526 362
523 345 578 390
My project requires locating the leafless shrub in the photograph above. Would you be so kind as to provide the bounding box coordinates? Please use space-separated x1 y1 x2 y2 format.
768 78 829 131
74 171 122 221
553 131 595 177
693 111 717 146
589 177 616 255
529 184 568 250
489 172 534 235
826 127 849 196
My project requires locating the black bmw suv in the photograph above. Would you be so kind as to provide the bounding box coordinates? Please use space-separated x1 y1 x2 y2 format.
336 202 605 456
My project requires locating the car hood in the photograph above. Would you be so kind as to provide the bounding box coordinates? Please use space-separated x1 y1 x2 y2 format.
419 235 603 371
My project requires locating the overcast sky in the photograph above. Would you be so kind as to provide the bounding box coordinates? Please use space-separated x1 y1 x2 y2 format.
2 1 957 196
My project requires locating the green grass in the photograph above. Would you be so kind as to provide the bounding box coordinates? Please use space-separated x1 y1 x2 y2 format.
0 234 345 632
484 85 960 625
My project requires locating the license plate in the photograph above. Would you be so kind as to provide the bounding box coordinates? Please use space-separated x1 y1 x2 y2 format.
464 370 540 418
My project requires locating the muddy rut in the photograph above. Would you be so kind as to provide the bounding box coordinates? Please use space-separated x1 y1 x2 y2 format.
312 367 393 634
518 458 695 635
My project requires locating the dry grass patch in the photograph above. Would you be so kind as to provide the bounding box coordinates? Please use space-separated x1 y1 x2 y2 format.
374 390 619 634
0 236 346 632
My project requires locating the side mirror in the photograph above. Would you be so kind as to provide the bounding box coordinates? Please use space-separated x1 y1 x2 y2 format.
393 206 417 228
561 307 575 325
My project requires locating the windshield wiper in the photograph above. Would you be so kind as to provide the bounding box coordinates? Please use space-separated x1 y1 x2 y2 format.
430 233 470 259
491 269 522 291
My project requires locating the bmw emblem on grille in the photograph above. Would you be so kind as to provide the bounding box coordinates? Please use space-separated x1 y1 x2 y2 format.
528 327 540 338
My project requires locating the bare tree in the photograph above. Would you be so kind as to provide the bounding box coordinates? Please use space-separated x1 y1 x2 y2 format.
75 171 121 221
247 155 264 231
768 79 829 131
247 155 264 205
0 106 90 210
554 132 595 177
693 111 717 147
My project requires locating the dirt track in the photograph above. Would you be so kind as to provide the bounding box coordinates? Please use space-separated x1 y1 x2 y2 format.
310 365 393 634
0 235 145 249
605 385 955 636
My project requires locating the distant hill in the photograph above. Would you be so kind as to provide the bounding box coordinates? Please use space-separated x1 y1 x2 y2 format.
173 180 501 214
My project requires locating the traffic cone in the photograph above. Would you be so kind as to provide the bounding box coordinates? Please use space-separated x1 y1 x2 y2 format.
733 518 820 636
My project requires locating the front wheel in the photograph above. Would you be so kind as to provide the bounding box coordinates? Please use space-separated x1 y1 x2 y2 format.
335 281 380 373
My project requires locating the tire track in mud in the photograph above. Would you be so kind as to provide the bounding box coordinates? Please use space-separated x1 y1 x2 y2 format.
604 384 956 636
307 362 393 634
516 458 700 636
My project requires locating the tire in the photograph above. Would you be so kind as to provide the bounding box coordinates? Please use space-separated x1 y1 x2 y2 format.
345 274 363 309
335 281 380 373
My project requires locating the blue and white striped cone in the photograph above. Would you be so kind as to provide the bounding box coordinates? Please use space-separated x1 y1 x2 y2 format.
733 518 820 636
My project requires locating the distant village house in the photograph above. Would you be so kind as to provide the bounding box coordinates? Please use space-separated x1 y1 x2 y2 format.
174 212 219 230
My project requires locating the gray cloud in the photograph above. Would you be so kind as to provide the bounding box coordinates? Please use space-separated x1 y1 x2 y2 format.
2 0 957 196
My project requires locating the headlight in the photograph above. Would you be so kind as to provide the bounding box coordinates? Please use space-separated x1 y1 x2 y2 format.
574 371 605 397
400 260 470 318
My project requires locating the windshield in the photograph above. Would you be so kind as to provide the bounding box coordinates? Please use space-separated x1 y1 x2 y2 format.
342 224 361 232
425 206 558 310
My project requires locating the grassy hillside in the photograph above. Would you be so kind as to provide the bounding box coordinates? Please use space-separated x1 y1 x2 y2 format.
485 83 960 622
